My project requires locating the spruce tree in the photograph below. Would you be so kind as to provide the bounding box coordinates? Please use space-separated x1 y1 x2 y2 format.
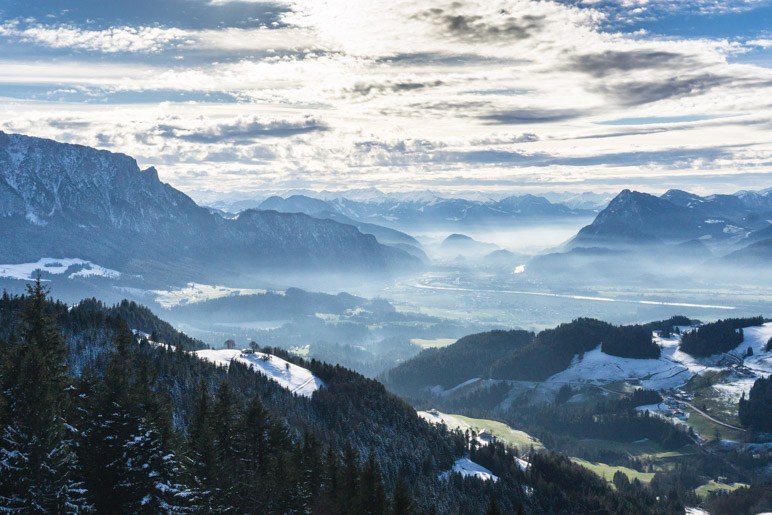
358 452 387 515
79 322 140 512
232 395 271 512
196 381 238 512
187 382 219 512
120 421 191 513
0 279 91 512
392 477 415 515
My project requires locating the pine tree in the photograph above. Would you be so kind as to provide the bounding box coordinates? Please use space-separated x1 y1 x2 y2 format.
485 497 503 515
358 452 387 515
79 323 140 513
305 433 324 508
231 395 272 512
121 421 191 513
214 382 237 494
318 445 341 514
187 381 218 512
0 279 91 512
391 477 415 515
341 445 360 513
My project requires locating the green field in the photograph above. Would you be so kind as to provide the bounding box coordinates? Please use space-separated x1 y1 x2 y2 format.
695 480 748 499
430 412 693 488
447 413 544 450
576 438 694 460
410 338 457 349
570 458 655 485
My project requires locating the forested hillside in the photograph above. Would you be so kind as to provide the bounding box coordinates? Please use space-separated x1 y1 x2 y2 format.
384 318 665 397
0 283 682 513
679 317 764 357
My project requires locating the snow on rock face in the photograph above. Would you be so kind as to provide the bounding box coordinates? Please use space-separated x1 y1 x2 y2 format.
440 458 498 482
0 257 120 280
195 349 324 398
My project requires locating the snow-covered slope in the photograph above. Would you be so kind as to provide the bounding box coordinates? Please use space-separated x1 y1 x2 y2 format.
441 458 498 482
546 323 772 397
418 410 475 430
195 349 324 398
153 283 275 308
0 257 120 280
546 340 691 391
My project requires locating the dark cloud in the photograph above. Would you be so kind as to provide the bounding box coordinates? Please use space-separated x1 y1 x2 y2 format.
567 50 695 78
347 80 444 97
46 118 93 130
570 128 672 140
437 149 544 164
377 100 489 119
595 73 732 106
382 53 530 66
554 146 736 167
157 117 328 143
480 108 586 124
414 8 546 42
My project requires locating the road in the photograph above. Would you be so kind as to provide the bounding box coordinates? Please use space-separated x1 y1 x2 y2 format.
681 401 747 433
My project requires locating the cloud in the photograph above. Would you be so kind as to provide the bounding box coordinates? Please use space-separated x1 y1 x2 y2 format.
346 80 444 97
747 39 772 48
480 109 587 124
593 73 737 106
156 116 328 143
560 0 771 25
414 9 547 42
470 133 540 145
0 22 191 53
1 0 772 196
567 50 694 78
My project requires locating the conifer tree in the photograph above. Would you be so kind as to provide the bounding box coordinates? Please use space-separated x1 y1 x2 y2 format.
186 381 219 511
232 395 271 512
358 452 387 515
392 477 415 515
0 278 91 512
213 381 237 503
120 421 191 513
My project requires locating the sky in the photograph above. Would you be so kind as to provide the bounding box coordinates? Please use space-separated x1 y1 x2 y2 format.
1 0 772 200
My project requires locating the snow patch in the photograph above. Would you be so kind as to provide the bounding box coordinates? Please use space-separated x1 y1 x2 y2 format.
195 349 324 398
153 283 280 309
440 458 498 482
547 341 691 391
0 257 120 281
428 378 481 396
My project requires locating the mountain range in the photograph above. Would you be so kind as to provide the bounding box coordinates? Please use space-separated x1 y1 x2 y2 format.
525 187 772 285
0 132 419 285
572 188 772 250
218 190 596 233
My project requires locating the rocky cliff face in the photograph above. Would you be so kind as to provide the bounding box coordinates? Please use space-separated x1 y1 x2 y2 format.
0 132 210 235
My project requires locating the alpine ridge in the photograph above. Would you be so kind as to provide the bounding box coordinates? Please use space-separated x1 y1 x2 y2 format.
0 132 419 283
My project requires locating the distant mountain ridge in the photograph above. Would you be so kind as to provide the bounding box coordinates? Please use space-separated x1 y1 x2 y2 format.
233 191 595 232
0 132 419 283
257 194 428 261
571 187 772 251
